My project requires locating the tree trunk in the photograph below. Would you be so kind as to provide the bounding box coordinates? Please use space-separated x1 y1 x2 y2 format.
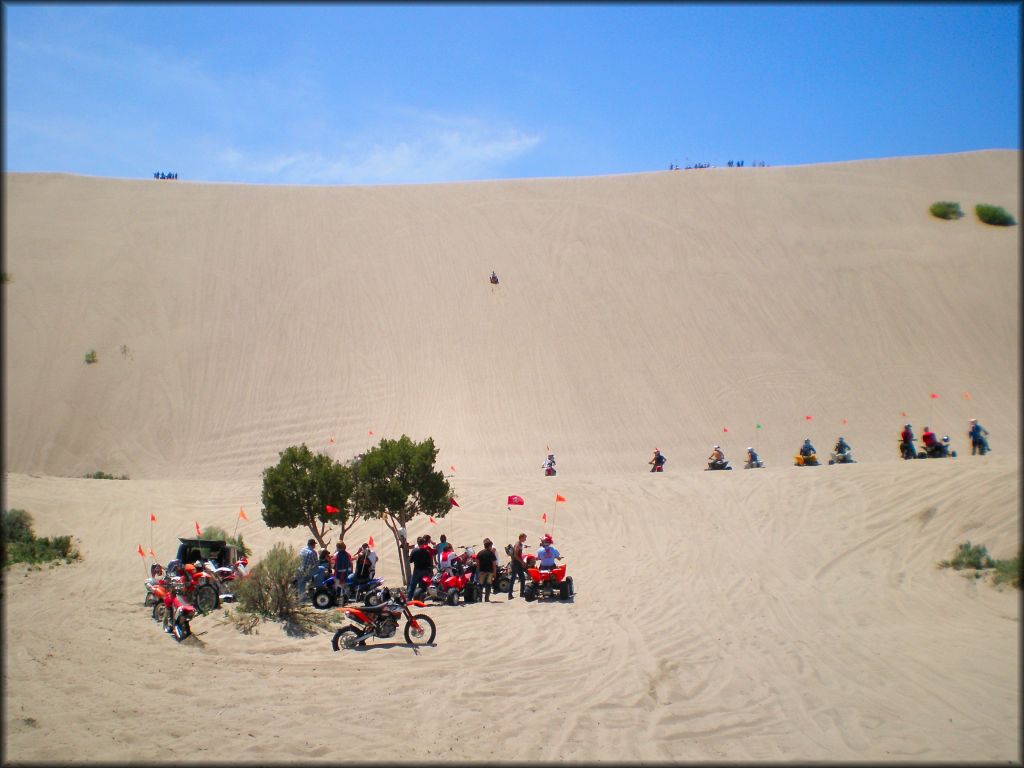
383 514 411 585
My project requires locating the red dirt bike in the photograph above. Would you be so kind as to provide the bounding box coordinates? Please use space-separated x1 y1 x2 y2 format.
522 559 574 602
159 584 198 641
168 569 219 614
331 588 436 650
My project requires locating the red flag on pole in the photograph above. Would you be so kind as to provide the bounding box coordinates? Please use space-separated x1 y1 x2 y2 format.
901 411 908 417
329 435 335 444
149 548 156 558
723 427 729 432
429 516 437 524
325 505 340 515
194 521 201 536
137 544 145 558
150 513 157 523
555 494 566 503
805 415 813 421
368 430 374 436
963 391 971 400
930 392 939 399
368 535 375 548
238 507 248 521
542 512 547 522
450 498 460 507
841 419 848 425
450 464 456 472
507 495 525 506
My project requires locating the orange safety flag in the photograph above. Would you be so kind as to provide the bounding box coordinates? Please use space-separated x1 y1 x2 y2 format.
150 513 157 523
555 494 566 503
368 535 375 548
149 547 156 558
963 391 971 400
841 419 848 425
901 411 908 417
194 521 201 536
238 507 248 521
137 544 145 558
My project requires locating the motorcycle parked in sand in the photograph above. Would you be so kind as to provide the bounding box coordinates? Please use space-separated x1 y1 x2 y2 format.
331 588 436 650
160 585 198 641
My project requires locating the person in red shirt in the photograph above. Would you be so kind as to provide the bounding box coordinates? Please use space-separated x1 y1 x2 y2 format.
921 426 938 453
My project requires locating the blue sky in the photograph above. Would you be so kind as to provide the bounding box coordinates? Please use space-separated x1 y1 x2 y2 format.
3 3 1020 185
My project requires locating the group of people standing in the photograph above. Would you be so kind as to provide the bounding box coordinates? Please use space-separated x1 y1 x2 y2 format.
296 538 376 598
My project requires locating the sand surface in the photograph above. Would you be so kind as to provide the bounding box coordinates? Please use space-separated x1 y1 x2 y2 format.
2 151 1020 762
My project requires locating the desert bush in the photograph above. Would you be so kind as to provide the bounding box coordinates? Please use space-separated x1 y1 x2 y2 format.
992 553 1021 589
929 201 962 220
939 541 995 570
84 349 98 364
3 509 35 543
3 509 80 567
83 471 129 480
975 204 1016 226
232 543 337 635
199 525 251 558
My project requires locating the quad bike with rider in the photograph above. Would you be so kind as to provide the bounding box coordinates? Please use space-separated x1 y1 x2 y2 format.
522 556 575 602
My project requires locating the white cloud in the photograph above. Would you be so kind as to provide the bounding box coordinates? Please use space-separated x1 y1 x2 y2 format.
215 116 542 185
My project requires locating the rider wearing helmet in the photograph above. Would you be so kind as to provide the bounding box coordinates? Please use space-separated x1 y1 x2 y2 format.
649 448 667 472
536 534 561 570
921 425 938 453
746 446 762 468
799 438 816 457
542 453 557 475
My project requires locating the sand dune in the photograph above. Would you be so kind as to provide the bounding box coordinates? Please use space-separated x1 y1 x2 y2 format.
2 151 1019 762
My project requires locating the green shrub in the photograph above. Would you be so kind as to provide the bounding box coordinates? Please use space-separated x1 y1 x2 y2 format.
1 272 10 284
992 554 1021 589
84 350 98 364
3 509 35 543
939 541 995 570
232 543 334 635
3 509 81 567
233 543 300 619
929 201 962 220
975 204 1016 226
199 525 251 558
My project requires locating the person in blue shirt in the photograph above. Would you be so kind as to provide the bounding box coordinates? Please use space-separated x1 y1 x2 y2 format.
536 534 562 570
333 541 352 603
296 539 318 600
968 419 991 455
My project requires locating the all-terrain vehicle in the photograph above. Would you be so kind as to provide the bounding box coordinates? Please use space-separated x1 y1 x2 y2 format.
522 560 574 602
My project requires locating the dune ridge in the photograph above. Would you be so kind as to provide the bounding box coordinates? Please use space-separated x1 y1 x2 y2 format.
2 150 1019 763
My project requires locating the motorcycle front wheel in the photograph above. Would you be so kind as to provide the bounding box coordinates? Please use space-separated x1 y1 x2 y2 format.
332 626 360 651
152 602 166 623
173 619 191 642
404 614 436 646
